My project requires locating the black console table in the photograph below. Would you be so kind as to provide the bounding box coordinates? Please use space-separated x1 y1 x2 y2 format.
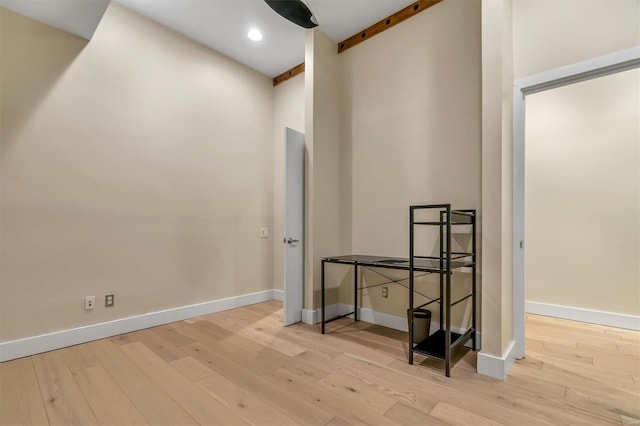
320 254 468 333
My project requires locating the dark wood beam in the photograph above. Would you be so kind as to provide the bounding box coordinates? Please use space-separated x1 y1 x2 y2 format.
337 0 443 53
273 62 305 86
272 1 442 84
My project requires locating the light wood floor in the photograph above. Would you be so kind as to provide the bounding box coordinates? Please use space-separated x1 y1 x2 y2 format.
1 301 639 425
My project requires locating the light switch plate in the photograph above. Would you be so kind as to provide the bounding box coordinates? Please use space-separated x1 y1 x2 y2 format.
260 228 269 238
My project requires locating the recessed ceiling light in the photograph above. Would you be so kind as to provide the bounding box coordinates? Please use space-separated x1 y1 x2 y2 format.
248 29 263 41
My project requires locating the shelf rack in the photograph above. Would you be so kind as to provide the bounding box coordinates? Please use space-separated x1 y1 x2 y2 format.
409 204 477 377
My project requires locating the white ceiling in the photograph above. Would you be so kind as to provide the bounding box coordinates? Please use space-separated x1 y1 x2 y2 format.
0 0 110 39
1 0 419 77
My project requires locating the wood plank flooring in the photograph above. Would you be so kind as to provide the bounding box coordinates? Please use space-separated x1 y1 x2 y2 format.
1 301 638 425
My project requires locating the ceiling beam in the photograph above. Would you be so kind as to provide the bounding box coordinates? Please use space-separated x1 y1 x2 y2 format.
273 62 305 86
272 0 443 83
337 0 443 53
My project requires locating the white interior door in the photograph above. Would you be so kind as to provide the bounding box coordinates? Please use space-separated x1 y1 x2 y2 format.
284 128 304 326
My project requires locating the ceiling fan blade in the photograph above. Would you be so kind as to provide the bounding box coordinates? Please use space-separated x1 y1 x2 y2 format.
265 0 319 29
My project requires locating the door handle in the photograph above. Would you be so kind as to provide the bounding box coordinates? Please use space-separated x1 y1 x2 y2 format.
286 237 300 244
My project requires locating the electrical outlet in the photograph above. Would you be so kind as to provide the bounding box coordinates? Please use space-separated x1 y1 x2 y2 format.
84 296 96 310
260 228 269 238
382 287 388 298
105 294 115 308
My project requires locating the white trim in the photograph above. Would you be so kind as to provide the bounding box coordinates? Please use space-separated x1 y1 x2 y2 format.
304 304 480 348
356 306 408 332
515 46 640 94
301 309 318 324
512 46 640 362
477 340 516 381
302 303 340 325
512 79 526 360
273 289 284 302
0 289 280 362
526 301 640 331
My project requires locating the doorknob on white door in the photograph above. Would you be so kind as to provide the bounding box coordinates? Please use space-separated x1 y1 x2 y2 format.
287 237 299 244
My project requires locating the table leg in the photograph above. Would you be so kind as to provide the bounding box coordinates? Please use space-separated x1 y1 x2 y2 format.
354 262 358 322
321 260 325 334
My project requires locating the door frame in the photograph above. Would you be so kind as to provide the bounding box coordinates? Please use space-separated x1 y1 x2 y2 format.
512 46 640 359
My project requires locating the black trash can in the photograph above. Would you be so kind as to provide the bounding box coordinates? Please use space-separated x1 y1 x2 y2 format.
407 308 431 344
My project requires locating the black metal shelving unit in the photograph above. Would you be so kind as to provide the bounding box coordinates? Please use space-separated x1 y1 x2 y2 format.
408 204 477 377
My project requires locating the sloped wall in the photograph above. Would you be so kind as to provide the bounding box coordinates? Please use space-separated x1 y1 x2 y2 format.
0 3 274 342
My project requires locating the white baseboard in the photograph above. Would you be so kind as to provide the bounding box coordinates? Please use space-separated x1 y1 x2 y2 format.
301 309 316 325
525 301 640 331
303 303 480 348
0 289 280 362
302 303 338 325
273 289 284 302
477 340 516 381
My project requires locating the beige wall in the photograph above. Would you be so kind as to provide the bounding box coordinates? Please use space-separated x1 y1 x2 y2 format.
513 0 640 78
473 0 639 365
3 0 634 364
0 4 274 342
273 74 305 290
480 0 514 359
336 0 481 328
525 69 640 316
305 29 341 310
513 0 640 323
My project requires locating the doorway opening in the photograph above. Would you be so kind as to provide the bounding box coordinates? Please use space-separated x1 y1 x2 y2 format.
512 46 640 359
